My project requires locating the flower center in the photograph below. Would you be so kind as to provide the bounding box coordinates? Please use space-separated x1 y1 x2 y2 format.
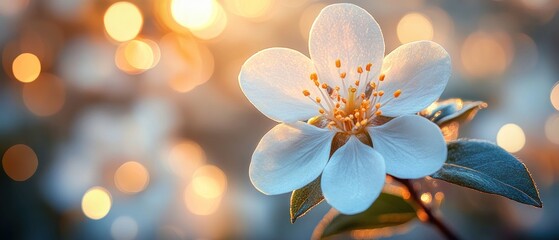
303 59 402 134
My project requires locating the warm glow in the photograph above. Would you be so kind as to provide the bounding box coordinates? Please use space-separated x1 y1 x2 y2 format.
12 53 41 83
171 0 217 30
397 13 434 44
497 123 526 153
114 161 150 194
104 2 143 42
184 183 222 216
2 144 38 181
420 192 432 204
190 3 227 40
227 0 273 19
461 32 511 78
82 187 112 220
191 165 227 199
22 74 66 116
168 140 206 178
545 114 559 145
551 82 559 111
124 40 155 70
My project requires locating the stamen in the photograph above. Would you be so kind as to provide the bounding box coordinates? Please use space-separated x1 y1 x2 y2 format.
355 80 360 86
303 90 310 96
315 97 321 103
357 66 363 73
340 72 346 79
369 82 376 89
310 73 318 81
319 109 325 114
366 63 372 72
335 59 341 68
394 89 402 98
321 83 328 89
378 91 384 97
379 74 385 81
375 103 381 109
375 110 383 116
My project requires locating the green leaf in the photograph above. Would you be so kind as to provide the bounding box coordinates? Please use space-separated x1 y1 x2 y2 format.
432 139 542 207
290 177 324 223
318 193 417 238
421 99 487 126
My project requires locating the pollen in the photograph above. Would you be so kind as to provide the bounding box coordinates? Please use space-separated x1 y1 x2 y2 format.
379 74 385 81
302 90 310 96
319 109 325 114
321 83 328 89
375 110 383 116
366 63 372 71
378 91 384 97
340 72 346 79
375 103 381 109
357 66 363 73
310 73 318 81
369 82 376 89
335 59 341 68
315 97 321 103
355 80 360 86
394 89 402 98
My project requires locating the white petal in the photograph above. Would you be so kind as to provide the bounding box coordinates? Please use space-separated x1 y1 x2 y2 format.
321 136 386 215
249 122 335 195
239 48 320 123
309 3 384 91
379 41 451 116
368 115 447 179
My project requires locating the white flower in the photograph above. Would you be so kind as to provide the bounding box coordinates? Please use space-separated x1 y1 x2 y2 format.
239 3 450 215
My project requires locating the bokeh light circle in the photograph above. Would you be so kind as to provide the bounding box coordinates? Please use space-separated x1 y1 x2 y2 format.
545 114 559 145
171 0 216 30
397 12 434 44
104 2 143 42
111 216 139 240
191 165 227 199
114 161 150 194
12 53 41 83
496 123 526 153
22 73 66 116
551 82 559 111
81 187 112 220
2 144 38 181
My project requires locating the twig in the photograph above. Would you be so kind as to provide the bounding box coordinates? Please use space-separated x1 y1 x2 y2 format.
394 177 460 240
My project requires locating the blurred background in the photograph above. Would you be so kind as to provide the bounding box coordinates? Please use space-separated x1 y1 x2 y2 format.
1 0 558 239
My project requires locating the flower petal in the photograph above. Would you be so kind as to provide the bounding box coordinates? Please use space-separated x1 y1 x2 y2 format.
249 122 336 195
239 48 320 123
379 41 451 116
368 115 447 179
321 136 386 215
309 3 384 91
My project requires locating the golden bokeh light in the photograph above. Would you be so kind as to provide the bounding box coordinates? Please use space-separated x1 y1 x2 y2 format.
104 2 143 42
461 32 512 78
114 161 150 194
226 0 273 19
115 39 160 74
82 187 112 220
191 165 227 199
420 192 432 204
2 144 38 181
168 140 207 178
496 123 526 153
551 82 559 111
22 73 66 116
183 183 222 216
171 0 217 30
545 114 559 145
397 12 434 44
190 3 227 40
12 53 41 83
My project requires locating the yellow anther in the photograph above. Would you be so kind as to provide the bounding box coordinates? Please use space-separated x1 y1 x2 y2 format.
335 103 341 108
375 110 383 116
394 89 402 98
360 119 368 125
375 103 381 109
373 91 378 97
355 122 361 128
357 66 363 73
360 93 366 99
303 90 310 96
340 72 346 79
366 63 372 71
315 97 321 103
355 112 360 118
378 91 385 97
319 109 325 114
369 82 376 89
349 114 354 119
355 80 360 86
350 87 357 93
310 73 318 81
314 81 320 87
335 86 340 91
321 83 328 89
335 59 341 68
341 98 347 103
379 74 385 81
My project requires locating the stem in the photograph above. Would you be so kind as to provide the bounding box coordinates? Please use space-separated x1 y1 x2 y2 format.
395 177 460 240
